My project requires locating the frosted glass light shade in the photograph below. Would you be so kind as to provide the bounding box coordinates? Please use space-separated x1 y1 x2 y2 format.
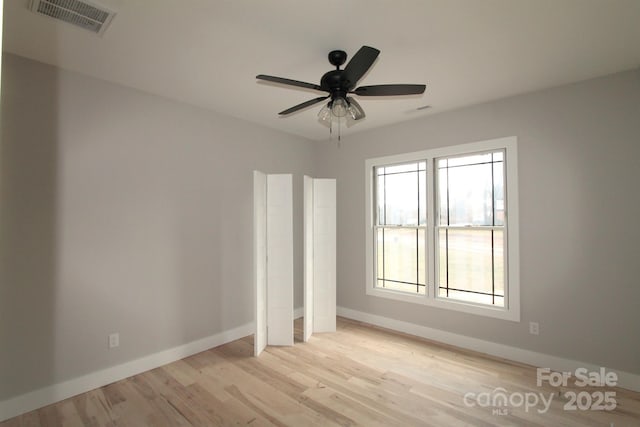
346 97 365 120
318 103 332 127
331 98 348 117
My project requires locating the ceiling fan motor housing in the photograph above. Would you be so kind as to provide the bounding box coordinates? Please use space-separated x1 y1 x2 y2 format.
321 70 351 99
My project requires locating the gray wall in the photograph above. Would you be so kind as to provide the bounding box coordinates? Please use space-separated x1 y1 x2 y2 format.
0 54 315 400
314 69 640 375
1 52 638 404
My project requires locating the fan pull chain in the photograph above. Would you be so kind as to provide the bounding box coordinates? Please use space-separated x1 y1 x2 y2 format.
328 117 341 147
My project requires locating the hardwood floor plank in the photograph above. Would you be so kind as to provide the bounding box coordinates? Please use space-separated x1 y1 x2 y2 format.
71 391 115 427
223 384 288 427
36 405 60 427
17 412 40 427
161 361 200 388
44 400 85 427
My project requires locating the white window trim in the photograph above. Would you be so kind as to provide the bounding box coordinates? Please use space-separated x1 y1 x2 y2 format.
365 136 520 322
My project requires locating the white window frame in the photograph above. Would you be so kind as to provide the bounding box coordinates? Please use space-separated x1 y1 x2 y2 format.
365 136 520 321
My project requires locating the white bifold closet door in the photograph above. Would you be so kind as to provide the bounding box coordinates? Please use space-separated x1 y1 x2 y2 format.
266 174 294 346
304 176 336 342
254 172 294 357
303 177 314 342
254 171 268 356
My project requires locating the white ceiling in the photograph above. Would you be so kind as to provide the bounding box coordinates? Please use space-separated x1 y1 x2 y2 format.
4 0 640 141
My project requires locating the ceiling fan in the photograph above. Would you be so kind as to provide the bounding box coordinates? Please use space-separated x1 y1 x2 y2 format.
256 46 426 126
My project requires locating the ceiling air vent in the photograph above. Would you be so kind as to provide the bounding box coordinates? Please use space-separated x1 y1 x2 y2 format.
30 0 116 36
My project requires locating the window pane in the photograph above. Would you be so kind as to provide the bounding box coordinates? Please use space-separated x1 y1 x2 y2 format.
437 164 448 225
376 171 386 225
378 280 426 295
447 163 493 226
417 228 426 286
493 229 504 297
447 152 492 167
386 172 418 225
385 162 425 174
377 229 384 281
376 227 425 294
381 228 419 284
438 288 503 307
445 229 492 292
437 151 505 227
419 170 427 225
376 162 426 226
494 161 505 226
438 228 504 307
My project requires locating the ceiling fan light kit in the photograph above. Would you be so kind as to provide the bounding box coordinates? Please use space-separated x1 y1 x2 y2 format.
317 97 366 132
257 46 426 140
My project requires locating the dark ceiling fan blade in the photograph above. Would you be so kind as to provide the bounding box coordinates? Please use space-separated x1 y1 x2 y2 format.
279 96 329 115
256 74 324 92
343 46 380 88
352 84 426 96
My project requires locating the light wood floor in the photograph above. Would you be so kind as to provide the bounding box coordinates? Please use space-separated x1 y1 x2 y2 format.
2 317 639 426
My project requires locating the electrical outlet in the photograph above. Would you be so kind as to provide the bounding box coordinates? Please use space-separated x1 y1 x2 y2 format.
108 333 119 349
529 322 539 335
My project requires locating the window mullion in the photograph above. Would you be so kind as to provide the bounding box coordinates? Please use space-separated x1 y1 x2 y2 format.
426 157 435 299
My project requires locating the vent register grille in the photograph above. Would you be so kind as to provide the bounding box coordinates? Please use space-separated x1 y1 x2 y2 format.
30 0 116 35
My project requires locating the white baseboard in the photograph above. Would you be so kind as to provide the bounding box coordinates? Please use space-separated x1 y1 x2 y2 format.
294 306 303 319
0 322 254 422
337 306 640 393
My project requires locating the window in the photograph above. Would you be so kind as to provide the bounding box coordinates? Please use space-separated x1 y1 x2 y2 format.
375 162 426 294
436 151 505 307
365 137 520 321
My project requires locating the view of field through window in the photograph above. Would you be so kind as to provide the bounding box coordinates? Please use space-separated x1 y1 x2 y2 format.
375 151 506 307
376 162 427 294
